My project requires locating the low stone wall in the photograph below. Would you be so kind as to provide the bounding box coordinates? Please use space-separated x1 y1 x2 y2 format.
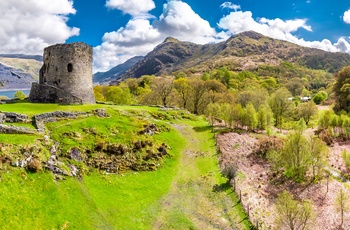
0 112 29 123
0 124 36 134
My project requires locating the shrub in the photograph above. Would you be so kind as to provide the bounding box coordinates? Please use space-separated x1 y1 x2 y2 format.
221 164 237 181
254 136 284 157
27 158 41 172
342 150 350 169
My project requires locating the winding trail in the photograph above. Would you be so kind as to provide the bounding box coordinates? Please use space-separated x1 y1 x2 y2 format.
153 124 249 230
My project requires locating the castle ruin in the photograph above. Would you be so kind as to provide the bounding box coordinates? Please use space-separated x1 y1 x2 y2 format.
29 42 95 104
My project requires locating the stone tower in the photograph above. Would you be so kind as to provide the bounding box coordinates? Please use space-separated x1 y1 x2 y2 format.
30 42 95 104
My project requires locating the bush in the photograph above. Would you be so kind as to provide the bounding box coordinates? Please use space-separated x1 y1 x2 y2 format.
221 164 237 181
342 150 350 169
27 158 41 172
254 136 284 157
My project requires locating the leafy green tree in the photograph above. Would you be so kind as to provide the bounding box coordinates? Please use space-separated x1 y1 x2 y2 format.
188 78 206 114
245 102 258 130
173 77 190 109
257 104 275 130
335 188 350 228
106 86 132 104
14 90 27 100
297 101 318 125
150 77 174 107
205 103 221 127
312 91 327 105
275 191 313 230
269 87 293 129
333 66 350 112
309 137 329 179
282 130 311 181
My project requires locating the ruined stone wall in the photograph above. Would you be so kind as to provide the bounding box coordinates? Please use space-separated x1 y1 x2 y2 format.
32 42 95 104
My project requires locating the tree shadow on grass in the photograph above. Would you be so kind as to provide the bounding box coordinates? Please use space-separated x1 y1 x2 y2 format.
212 181 232 193
193 125 212 132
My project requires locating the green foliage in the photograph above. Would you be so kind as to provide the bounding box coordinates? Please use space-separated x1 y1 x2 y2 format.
106 86 133 104
335 188 350 227
221 164 237 181
14 90 27 100
269 87 293 129
296 100 318 125
333 66 350 112
275 191 313 230
342 149 350 169
282 130 311 181
313 90 327 104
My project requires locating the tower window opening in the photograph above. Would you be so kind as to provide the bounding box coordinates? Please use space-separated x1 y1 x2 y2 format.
67 63 73 72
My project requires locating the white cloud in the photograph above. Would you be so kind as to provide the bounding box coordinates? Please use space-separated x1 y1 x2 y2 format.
217 10 350 54
0 0 79 55
220 2 241 11
106 0 155 17
94 19 163 72
95 1 350 73
343 9 350 24
94 0 218 72
154 1 217 44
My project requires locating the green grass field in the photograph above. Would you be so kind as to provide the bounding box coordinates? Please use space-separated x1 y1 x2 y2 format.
0 103 250 229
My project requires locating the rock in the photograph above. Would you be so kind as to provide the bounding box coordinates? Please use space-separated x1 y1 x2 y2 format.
138 123 158 135
70 147 82 161
92 108 109 117
70 165 79 177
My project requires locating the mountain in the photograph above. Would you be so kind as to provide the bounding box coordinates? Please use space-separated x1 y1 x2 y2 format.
117 31 350 81
0 54 42 62
93 56 143 84
0 55 42 89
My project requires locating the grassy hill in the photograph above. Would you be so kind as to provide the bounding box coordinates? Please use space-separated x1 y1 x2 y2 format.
0 102 250 229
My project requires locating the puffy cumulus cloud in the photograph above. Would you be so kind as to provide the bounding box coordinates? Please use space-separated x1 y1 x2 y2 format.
154 1 217 44
343 9 350 24
94 19 163 72
106 0 155 17
220 2 241 11
94 0 218 72
218 10 350 54
0 0 79 54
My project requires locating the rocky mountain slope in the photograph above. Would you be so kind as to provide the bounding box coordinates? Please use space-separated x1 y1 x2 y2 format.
93 56 143 84
0 55 42 89
116 31 350 81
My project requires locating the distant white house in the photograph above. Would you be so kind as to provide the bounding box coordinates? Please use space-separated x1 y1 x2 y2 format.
288 96 311 102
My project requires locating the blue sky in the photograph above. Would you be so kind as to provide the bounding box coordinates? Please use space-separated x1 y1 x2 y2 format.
1 0 350 72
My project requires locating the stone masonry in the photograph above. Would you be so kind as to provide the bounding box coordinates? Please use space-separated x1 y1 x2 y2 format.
29 42 95 104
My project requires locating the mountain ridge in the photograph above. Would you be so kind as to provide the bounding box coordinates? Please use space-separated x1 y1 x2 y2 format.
114 31 350 82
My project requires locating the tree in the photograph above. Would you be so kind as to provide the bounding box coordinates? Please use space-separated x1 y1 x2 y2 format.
205 103 221 127
14 90 27 100
312 91 327 105
333 66 350 112
335 188 350 227
275 191 313 230
309 137 329 179
281 129 312 181
150 77 174 107
106 86 132 104
257 104 275 130
269 87 293 129
188 78 206 114
173 77 190 109
297 101 318 125
244 102 258 130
